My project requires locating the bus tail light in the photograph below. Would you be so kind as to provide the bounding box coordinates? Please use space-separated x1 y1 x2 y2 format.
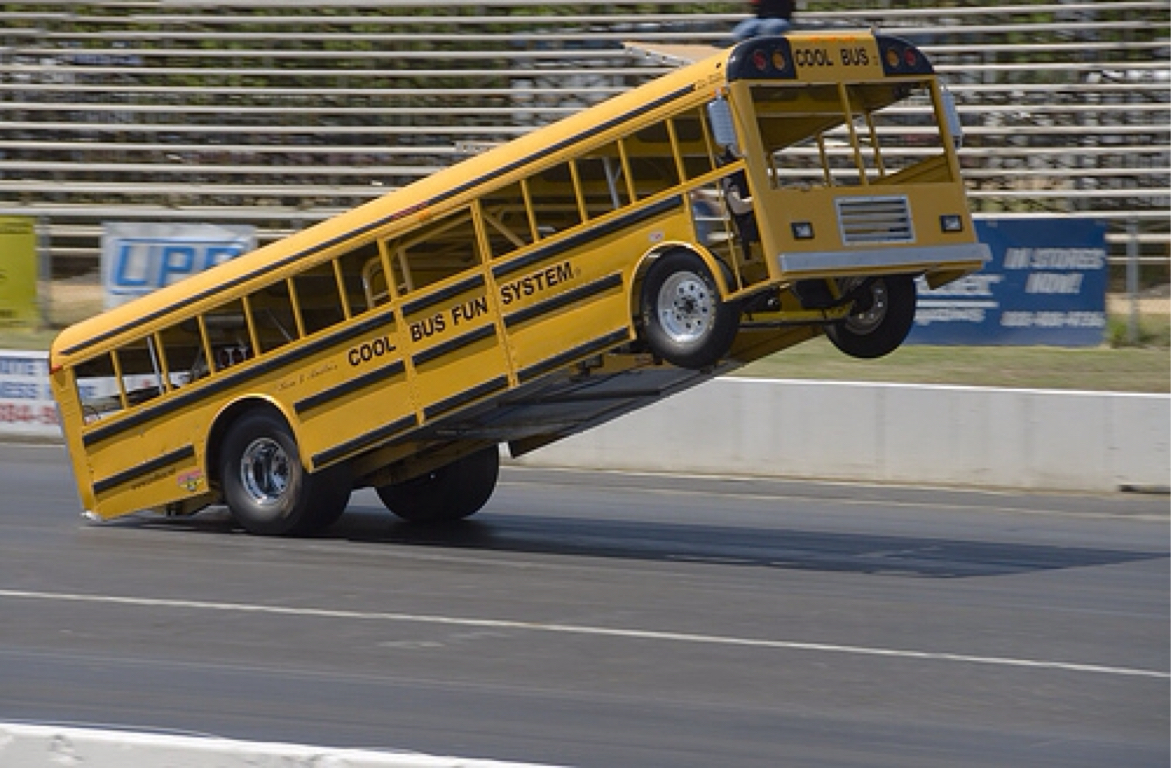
729 39 796 80
877 36 934 76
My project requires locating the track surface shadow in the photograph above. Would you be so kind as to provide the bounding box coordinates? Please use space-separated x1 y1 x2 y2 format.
126 503 1168 579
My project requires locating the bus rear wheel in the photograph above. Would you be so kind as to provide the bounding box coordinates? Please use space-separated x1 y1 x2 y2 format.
825 274 917 359
376 446 499 524
219 410 351 536
640 251 739 369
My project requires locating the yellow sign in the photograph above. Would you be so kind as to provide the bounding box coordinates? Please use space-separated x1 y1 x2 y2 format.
0 216 38 328
789 37 883 79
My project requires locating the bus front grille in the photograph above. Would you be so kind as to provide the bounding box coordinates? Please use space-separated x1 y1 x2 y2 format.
835 196 914 245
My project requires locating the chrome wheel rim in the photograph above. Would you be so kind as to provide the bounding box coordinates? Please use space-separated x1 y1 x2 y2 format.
239 437 290 506
657 271 714 345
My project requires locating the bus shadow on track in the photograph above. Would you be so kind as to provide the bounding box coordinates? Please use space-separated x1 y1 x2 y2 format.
323 505 1168 579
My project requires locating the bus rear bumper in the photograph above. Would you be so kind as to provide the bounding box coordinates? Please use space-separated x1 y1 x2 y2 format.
777 242 991 277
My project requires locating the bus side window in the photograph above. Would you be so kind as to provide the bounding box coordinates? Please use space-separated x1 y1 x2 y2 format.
361 249 392 308
176 314 220 381
114 337 166 406
575 141 631 220
625 125 682 199
671 107 718 181
337 241 381 314
481 180 537 258
75 353 121 423
250 283 299 353
388 207 481 296
201 298 252 372
291 262 346 337
527 162 585 237
155 323 203 388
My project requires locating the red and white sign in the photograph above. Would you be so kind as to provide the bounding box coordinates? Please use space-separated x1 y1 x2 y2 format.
0 350 60 438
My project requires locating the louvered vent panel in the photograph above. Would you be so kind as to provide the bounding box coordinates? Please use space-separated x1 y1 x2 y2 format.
835 196 914 245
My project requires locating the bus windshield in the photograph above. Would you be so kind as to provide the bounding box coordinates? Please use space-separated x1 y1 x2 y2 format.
752 79 957 188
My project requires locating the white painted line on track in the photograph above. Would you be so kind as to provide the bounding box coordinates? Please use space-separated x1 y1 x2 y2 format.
0 721 556 767
2 588 1166 681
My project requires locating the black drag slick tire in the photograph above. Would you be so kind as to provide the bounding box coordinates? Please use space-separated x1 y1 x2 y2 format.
219 410 350 536
825 274 917 359
640 251 739 369
376 446 499 524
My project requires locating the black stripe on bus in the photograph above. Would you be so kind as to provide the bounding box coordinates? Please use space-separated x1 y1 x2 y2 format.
504 272 624 329
401 273 485 317
422 375 510 422
294 358 406 416
312 414 418 468
82 310 398 448
412 324 497 367
60 85 694 359
93 444 196 496
443 87 693 202
492 195 682 280
518 328 631 384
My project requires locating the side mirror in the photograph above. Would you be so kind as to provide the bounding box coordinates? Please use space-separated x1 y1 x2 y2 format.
707 98 740 156
941 86 963 150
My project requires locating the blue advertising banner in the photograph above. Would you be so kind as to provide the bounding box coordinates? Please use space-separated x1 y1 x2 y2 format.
907 217 1108 346
101 222 255 310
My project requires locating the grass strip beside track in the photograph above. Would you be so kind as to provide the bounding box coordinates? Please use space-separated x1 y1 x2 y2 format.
3 326 1168 394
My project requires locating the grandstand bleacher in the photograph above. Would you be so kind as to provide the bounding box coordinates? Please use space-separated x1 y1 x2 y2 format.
0 0 1167 316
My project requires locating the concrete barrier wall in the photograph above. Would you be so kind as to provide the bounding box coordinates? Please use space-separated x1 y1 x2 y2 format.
512 378 1170 494
3 350 1167 493
0 722 555 768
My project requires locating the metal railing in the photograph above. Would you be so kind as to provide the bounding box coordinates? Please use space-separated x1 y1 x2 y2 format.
0 0 1166 307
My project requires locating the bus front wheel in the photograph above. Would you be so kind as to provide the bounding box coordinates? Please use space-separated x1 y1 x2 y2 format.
376 446 499 524
219 410 350 536
825 274 917 359
640 251 739 369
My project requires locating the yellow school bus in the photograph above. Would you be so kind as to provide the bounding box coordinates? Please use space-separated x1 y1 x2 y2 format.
50 32 988 535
